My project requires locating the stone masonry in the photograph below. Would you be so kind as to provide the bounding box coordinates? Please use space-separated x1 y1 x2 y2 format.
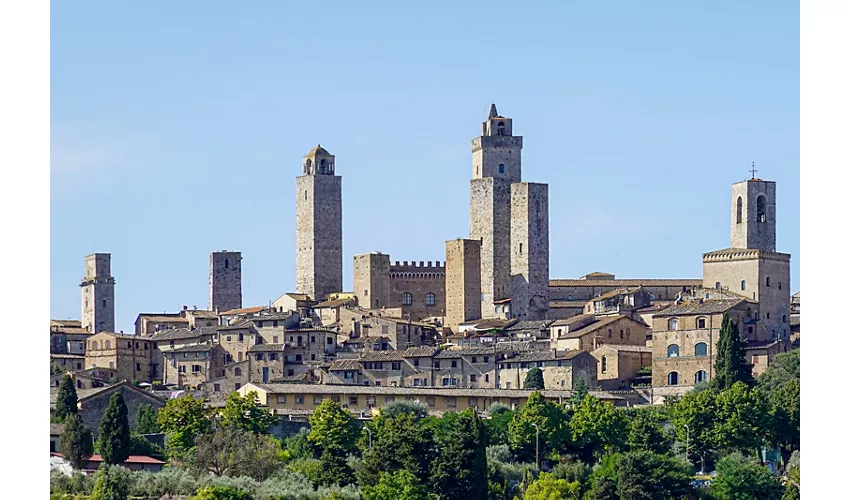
731 179 777 252
80 253 115 333
296 145 343 302
445 238 482 330
353 252 391 309
510 182 550 320
209 250 242 312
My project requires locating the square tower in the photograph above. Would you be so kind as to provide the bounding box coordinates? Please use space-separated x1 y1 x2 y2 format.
471 103 523 182
445 239 482 330
353 252 391 309
209 250 242 312
510 182 550 320
80 253 115 333
731 179 776 251
296 145 343 302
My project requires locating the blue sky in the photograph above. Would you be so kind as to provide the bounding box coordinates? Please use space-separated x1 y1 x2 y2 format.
50 1 800 332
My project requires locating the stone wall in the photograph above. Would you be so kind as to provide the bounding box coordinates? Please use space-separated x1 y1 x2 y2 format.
353 253 391 309
295 172 342 302
80 386 165 436
81 253 115 334
445 239 482 330
470 177 512 318
510 182 549 320
209 251 242 312
730 179 776 252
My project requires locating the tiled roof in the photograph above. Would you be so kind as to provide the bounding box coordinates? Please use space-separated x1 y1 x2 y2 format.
87 454 165 465
434 347 498 359
248 343 286 352
170 343 214 353
141 316 190 324
359 351 404 361
549 278 701 288
219 319 255 331
50 326 93 335
220 306 267 316
328 359 361 371
549 300 588 309
50 354 85 359
745 339 781 350
505 320 554 332
562 315 625 339
252 313 295 322
315 298 356 308
185 309 218 318
654 299 744 317
551 314 595 327
472 318 517 331
403 346 438 357
51 319 82 327
51 423 66 436
506 349 584 363
594 344 652 353
150 326 217 341
790 315 800 327
590 288 640 303
305 144 332 157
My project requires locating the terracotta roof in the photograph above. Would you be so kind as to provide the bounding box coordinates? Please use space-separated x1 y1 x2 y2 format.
654 299 745 317
252 313 295 322
590 288 640 303
403 346 438 357
506 349 585 363
141 316 190 324
51 320 82 327
170 343 215 353
248 343 286 352
220 306 267 316
315 298 357 308
328 359 361 371
790 314 800 327
593 344 652 353
50 354 85 359
471 318 517 331
150 327 217 341
50 326 92 335
359 351 404 361
219 319 255 331
562 315 625 339
551 314 595 328
493 298 511 304
87 454 165 465
185 309 218 318
51 423 66 436
549 278 701 287
505 320 554 333
745 339 781 350
549 300 588 309
434 347 497 358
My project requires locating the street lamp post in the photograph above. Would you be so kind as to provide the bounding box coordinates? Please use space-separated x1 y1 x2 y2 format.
683 424 690 464
365 427 373 450
532 423 540 470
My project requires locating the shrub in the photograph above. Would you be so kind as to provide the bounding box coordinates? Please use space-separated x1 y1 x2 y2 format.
90 465 133 500
286 458 322 484
191 485 253 500
129 467 200 497
50 470 94 496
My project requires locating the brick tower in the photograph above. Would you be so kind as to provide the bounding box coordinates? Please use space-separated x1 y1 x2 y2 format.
80 253 115 333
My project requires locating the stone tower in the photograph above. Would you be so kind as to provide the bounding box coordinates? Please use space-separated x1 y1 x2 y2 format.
703 176 791 343
80 253 115 333
445 239 482 330
730 178 777 251
296 145 343 302
470 104 523 318
209 250 242 312
353 252 391 309
510 182 550 320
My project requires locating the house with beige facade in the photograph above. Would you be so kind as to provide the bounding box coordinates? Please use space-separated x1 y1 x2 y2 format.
591 344 652 390
549 314 649 352
85 332 155 383
497 349 597 390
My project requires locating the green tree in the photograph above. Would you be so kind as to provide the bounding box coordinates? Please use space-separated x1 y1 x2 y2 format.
484 405 515 446
624 407 674 454
55 375 78 422
190 486 252 500
135 404 160 434
523 472 580 500
379 400 429 421
769 378 800 462
129 433 166 460
362 470 437 500
713 313 755 390
712 382 771 454
569 395 628 462
523 367 545 390
59 413 94 470
220 391 279 434
97 392 131 465
507 392 571 462
308 399 358 454
284 427 316 460
422 411 462 444
430 408 489 499
757 349 800 394
569 377 589 407
357 412 437 487
317 447 355 487
588 451 693 500
711 453 784 500
90 465 130 500
192 419 284 480
158 394 211 459
672 387 719 461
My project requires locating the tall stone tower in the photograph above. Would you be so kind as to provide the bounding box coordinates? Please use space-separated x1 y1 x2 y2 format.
353 252 391 309
703 176 791 343
80 253 115 333
209 250 242 312
510 183 550 320
731 178 777 251
296 145 343 302
445 239 482 330
470 104 523 318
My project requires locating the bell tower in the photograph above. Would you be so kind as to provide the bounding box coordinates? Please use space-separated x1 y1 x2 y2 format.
730 170 776 251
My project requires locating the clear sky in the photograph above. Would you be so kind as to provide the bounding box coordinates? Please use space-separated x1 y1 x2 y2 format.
50 1 800 332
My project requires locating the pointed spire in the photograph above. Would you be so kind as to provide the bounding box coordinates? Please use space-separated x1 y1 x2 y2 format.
488 103 498 119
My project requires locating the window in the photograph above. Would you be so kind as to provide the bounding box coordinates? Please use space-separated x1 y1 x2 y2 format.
620 329 624 339
778 281 782 290
434 361 440 369
741 280 747 291
257 321 263 328
391 362 401 371
497 121 505 135
295 395 304 405
178 365 186 373
667 371 680 386
485 374 490 382
694 342 708 356
783 314 787 323
273 336 278 343
214 384 221 392
327 337 333 345
287 369 294 376
695 370 708 383
668 318 679 330
295 354 302 361
402 292 413 306
426 397 435 407
715 282 721 290
519 243 523 254
756 195 767 223
413 358 420 366
238 333 244 342
446 397 457 408
349 396 358 406
697 317 707 329
314 395 323 405
567 295 574 300
225 258 229 269
183 353 189 359
136 363 141 371
192 365 201 373
484 356 489 363
601 356 607 374
276 394 287 404
227 336 232 342
736 197 743 223
766 276 771 287
311 336 316 343
105 341 111 349
425 293 436 306
608 328 612 338
256 353 264 361
234 367 242 377
128 342 132 348
471 356 478 363
470 374 477 383
450 360 457 368
498 163 505 173
667 344 680 357
235 382 242 390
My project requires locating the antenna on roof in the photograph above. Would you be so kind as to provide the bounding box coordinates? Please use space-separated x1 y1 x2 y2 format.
750 161 758 179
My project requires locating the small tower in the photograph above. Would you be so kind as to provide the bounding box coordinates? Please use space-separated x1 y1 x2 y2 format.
353 252 391 309
731 176 777 251
510 182 550 320
296 145 343 302
445 239 482 330
209 250 242 312
471 103 523 181
80 253 115 333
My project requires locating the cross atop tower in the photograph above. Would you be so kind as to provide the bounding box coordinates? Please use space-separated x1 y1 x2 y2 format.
750 161 758 179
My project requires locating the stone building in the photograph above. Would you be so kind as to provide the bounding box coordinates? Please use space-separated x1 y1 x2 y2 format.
445 239 482 331
85 332 154 383
497 350 597 391
509 182 549 320
591 344 652 390
549 314 649 352
548 274 701 305
209 250 242 312
353 253 446 321
296 145 342 302
357 316 439 351
80 253 115 333
161 342 226 389
50 382 166 436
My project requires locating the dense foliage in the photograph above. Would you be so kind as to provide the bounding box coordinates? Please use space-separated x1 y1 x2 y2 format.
135 403 160 434
157 394 211 459
713 313 755 390
97 392 131 465
523 367 545 390
59 413 94 469
55 375 78 422
220 391 279 434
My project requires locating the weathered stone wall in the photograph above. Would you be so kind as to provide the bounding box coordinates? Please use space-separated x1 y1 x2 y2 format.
510 182 549 320
471 177 512 318
81 253 115 334
295 168 343 302
86 333 153 382
80 386 165 436
209 251 242 312
389 261 445 320
353 253 391 309
548 284 694 302
471 134 523 182
730 179 776 252
445 239 482 330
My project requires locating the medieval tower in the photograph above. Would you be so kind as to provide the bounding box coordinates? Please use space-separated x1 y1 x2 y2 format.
510 182 550 320
296 145 343 302
209 250 242 312
80 253 115 333
703 175 791 343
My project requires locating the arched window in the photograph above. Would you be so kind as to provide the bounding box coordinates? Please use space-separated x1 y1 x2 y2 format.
694 342 707 356
105 340 111 349
601 356 607 374
567 295 574 300
498 163 505 173
778 281 782 290
304 158 312 174
608 328 612 338
620 329 624 339
402 292 413 306
695 370 708 383
667 344 680 357
668 371 679 386
225 258 229 269
747 307 752 319
756 195 767 223
497 121 505 135
234 367 242 377
736 196 743 224
715 282 721 290
668 318 679 330
649 294 655 300
425 293 436 306
304 190 307 200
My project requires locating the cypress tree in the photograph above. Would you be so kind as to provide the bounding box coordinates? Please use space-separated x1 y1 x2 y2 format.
55 374 78 422
524 367 545 390
135 404 159 434
97 392 131 465
59 413 94 470
570 377 589 406
713 313 755 390
430 408 488 499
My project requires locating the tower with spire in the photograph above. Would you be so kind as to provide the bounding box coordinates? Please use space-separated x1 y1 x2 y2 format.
295 145 343 302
